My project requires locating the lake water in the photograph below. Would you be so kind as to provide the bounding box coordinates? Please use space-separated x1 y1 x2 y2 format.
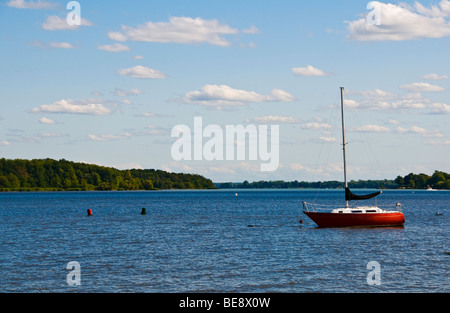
0 189 448 293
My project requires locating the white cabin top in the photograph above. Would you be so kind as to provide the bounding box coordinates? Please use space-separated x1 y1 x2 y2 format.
331 207 397 214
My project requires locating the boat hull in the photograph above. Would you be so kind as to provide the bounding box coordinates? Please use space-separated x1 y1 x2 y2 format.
303 211 405 228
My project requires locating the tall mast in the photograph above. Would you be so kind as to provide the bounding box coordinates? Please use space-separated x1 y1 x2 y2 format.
340 87 349 208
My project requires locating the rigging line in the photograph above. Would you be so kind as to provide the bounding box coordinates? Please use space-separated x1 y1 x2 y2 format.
313 93 340 203
348 107 383 179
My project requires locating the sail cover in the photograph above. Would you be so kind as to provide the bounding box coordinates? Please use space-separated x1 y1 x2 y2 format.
345 187 381 201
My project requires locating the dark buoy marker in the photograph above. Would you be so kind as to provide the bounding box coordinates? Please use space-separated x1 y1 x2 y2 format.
87 209 93 216
141 208 147 215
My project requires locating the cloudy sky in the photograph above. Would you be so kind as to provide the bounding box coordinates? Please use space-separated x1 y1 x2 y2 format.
1 0 449 182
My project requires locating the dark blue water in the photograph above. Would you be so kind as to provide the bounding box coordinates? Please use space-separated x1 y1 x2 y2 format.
0 189 448 293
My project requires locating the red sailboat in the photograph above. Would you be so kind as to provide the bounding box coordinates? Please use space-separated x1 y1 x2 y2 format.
302 87 405 228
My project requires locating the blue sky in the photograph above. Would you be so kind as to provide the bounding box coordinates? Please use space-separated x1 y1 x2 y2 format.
0 0 449 182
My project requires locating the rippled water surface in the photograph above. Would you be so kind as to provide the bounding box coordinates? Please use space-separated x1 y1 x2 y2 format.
0 189 448 292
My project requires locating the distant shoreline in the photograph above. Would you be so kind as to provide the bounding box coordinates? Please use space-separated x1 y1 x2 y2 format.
1 186 448 192
1 158 448 192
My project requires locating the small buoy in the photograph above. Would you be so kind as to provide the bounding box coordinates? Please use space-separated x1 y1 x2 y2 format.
87 209 93 216
235 193 238 197
141 208 147 215
299 219 303 224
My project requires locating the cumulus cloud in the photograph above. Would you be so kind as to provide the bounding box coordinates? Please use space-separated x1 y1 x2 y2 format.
117 65 167 79
397 126 442 137
242 25 259 34
292 65 330 77
7 0 58 9
423 73 449 80
429 102 450 114
180 84 295 107
39 117 56 124
108 16 239 46
113 88 143 97
31 99 112 115
98 43 130 52
346 0 450 41
399 82 445 92
301 122 332 130
319 136 338 142
88 133 132 141
42 15 93 31
346 88 449 114
245 115 300 124
29 40 77 49
355 124 391 132
49 42 76 49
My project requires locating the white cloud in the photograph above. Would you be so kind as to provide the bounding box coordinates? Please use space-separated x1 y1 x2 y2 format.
31 99 112 115
397 126 442 137
117 65 167 79
319 136 338 142
424 139 450 145
108 16 239 46
29 40 76 49
301 122 332 130
39 117 56 124
42 15 93 31
429 102 450 114
388 119 400 125
245 115 300 124
88 133 132 141
242 25 259 34
180 84 295 107
289 163 305 171
7 0 57 9
399 82 445 92
98 43 130 52
113 88 143 97
146 124 168 135
346 0 450 41
49 42 76 49
355 124 391 132
346 88 450 113
292 65 330 77
0 141 11 146
423 73 449 80
355 88 397 98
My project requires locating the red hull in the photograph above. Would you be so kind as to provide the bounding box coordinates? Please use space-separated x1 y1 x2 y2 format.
303 211 405 228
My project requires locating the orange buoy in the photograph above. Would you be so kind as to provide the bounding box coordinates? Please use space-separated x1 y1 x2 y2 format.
87 209 93 216
299 219 303 224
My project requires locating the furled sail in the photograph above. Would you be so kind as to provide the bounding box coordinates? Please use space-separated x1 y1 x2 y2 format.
345 187 381 201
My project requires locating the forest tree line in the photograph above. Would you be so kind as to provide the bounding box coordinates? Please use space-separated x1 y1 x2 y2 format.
0 158 216 191
217 170 450 190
